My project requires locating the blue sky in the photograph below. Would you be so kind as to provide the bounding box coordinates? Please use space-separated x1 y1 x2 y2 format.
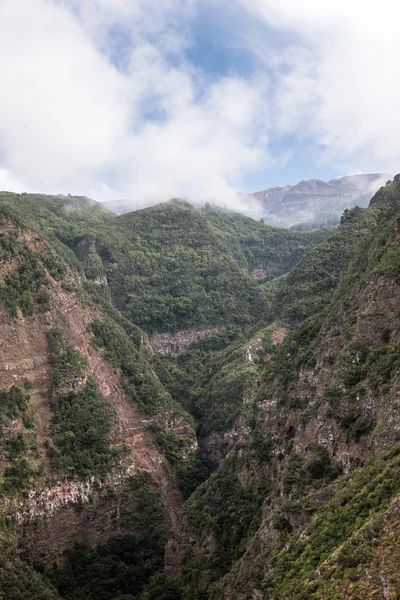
0 0 398 212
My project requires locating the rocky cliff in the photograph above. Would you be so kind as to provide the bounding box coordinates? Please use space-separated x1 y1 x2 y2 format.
253 173 391 227
4 181 400 600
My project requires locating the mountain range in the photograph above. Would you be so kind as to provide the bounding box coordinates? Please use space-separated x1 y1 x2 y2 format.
1 177 400 598
103 173 391 228
252 172 391 227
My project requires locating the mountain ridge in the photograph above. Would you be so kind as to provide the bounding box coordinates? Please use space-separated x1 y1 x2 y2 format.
101 173 391 228
2 179 400 598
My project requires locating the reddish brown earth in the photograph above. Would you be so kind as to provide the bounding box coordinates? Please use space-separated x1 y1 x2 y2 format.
0 225 191 562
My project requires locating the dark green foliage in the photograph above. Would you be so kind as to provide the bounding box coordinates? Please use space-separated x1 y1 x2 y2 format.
4 182 400 600
336 411 376 443
89 318 171 413
47 326 118 478
0 386 28 423
155 329 258 439
175 450 213 499
0 234 49 318
264 314 324 392
48 378 118 478
0 555 60 600
50 536 161 600
47 329 87 391
186 457 268 580
109 201 266 332
0 386 39 495
261 446 400 599
273 515 293 534
274 206 377 323
201 204 329 275
0 193 327 334
49 473 171 600
117 473 168 536
140 573 183 600
282 446 341 497
149 424 191 465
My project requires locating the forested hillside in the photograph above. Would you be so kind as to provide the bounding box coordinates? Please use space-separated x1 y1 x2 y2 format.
2 178 400 599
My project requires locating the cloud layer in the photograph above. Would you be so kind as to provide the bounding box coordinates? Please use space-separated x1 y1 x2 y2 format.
0 0 399 210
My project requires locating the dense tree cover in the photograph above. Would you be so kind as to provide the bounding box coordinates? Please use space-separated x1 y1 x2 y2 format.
0 193 329 333
0 384 40 495
2 184 400 600
0 554 60 600
273 206 378 323
0 232 51 317
48 473 181 600
89 318 173 414
47 329 88 391
47 330 119 478
200 204 329 274
184 455 269 587
153 327 252 438
178 182 400 598
47 378 120 478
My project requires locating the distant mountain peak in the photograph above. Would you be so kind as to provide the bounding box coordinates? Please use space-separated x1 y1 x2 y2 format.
252 172 392 227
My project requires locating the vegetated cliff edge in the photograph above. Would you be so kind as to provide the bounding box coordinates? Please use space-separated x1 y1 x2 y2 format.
177 176 400 599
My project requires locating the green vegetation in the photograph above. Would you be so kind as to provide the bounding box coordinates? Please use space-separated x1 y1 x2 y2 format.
201 204 329 275
0 386 40 496
260 446 400 599
47 329 119 478
0 233 50 317
89 318 171 413
47 328 87 391
3 180 400 600
47 378 120 478
0 193 329 333
274 206 378 323
184 455 268 587
49 473 179 600
0 552 60 600
282 444 342 495
154 327 259 439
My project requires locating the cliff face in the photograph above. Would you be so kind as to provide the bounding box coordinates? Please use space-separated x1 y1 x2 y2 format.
0 219 195 570
253 173 391 226
179 179 400 599
4 181 400 600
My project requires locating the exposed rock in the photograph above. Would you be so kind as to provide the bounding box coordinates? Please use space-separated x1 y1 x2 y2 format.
252 173 391 226
249 268 266 280
11 464 136 524
150 326 224 355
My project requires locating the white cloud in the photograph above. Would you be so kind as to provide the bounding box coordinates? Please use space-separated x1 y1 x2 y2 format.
235 0 400 174
0 0 399 213
0 0 131 191
0 0 272 208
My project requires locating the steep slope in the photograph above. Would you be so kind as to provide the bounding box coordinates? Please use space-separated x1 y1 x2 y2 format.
178 176 400 599
110 200 329 332
0 194 330 336
4 181 400 600
272 205 378 323
0 213 197 598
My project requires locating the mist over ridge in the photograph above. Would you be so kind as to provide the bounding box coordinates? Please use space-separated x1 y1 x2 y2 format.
102 171 391 227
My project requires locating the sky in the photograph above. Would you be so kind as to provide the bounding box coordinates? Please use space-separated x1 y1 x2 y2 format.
0 0 399 211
